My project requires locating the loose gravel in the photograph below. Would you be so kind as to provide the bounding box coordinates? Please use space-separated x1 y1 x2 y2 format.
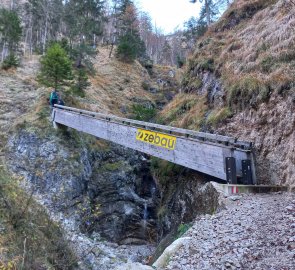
165 192 295 270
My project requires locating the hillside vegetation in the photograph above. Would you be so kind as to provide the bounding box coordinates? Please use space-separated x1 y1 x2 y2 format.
159 0 295 187
164 0 295 126
0 168 77 269
213 0 294 110
76 47 180 117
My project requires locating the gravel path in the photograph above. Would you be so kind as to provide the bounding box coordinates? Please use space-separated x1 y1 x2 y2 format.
166 192 295 270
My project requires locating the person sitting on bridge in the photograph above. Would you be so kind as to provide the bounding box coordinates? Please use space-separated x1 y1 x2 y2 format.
50 89 58 107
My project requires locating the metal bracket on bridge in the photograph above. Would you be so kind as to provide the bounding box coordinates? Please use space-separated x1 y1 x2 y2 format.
226 157 237 184
242 160 253 185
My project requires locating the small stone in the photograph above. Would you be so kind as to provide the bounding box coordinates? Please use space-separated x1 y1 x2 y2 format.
229 196 242 201
286 206 294 211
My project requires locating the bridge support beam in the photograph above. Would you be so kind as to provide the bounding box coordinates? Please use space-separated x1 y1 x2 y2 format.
52 106 256 183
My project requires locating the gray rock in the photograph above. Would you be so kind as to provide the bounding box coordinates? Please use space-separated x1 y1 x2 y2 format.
229 196 242 201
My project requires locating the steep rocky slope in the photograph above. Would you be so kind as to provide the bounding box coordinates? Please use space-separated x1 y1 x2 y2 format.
0 47 194 269
76 47 180 116
160 0 295 187
0 57 39 157
0 58 79 269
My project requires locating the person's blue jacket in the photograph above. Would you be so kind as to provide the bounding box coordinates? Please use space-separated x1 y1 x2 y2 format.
50 90 58 106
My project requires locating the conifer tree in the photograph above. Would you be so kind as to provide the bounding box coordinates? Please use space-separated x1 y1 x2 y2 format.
116 1 145 62
64 0 105 44
0 8 22 62
63 0 105 95
189 0 219 25
24 0 64 54
38 43 72 89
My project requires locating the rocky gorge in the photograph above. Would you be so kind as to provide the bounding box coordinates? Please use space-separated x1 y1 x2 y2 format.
1 0 294 268
0 55 221 269
5 120 221 268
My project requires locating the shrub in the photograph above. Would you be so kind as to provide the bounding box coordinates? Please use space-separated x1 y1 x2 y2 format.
176 56 185 68
176 223 191 239
131 104 156 121
190 77 203 90
197 58 214 72
2 54 19 70
151 158 183 186
141 81 150 91
260 55 275 73
278 51 295 63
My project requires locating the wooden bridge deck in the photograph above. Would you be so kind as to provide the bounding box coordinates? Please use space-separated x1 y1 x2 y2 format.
52 105 256 184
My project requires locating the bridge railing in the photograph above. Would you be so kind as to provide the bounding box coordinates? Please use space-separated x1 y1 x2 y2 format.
54 104 252 150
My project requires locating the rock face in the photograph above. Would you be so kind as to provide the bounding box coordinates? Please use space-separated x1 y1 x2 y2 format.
185 71 224 109
184 68 295 188
157 172 220 239
7 129 158 244
217 94 295 187
6 126 225 268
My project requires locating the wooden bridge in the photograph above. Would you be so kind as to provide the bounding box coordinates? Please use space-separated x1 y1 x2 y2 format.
52 105 256 184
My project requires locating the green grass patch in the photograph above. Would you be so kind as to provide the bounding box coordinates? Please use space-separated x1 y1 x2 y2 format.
196 58 214 72
141 81 151 91
100 161 124 172
175 223 192 239
260 55 275 73
160 95 197 124
190 77 203 90
131 104 156 122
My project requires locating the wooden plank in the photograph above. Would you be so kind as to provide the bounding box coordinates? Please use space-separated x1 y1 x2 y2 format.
54 105 241 147
53 109 251 181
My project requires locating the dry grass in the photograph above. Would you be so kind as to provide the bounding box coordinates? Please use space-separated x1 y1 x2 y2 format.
0 169 77 269
82 47 156 116
77 47 181 117
206 107 233 127
184 0 295 112
159 94 207 130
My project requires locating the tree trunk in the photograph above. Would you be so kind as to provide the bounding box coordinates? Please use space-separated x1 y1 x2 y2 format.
109 43 114 58
1 41 7 62
205 0 211 26
29 25 33 57
10 0 14 10
43 12 49 55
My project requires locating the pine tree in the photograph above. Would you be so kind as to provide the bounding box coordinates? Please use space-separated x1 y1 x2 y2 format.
183 16 207 51
63 0 105 95
24 0 64 54
0 8 22 62
64 0 105 44
38 43 73 89
189 0 218 25
71 67 90 97
116 1 145 62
